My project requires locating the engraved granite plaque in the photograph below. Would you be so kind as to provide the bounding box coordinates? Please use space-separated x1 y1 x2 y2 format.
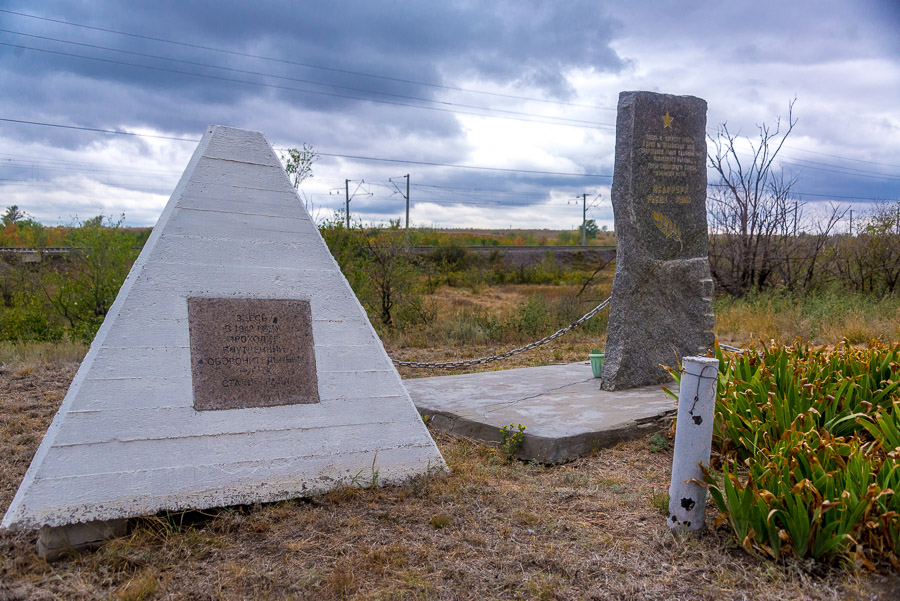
629 93 708 261
188 297 319 410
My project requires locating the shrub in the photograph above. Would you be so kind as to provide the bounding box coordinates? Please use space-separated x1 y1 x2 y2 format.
686 342 900 563
515 296 552 337
426 245 472 272
0 305 64 342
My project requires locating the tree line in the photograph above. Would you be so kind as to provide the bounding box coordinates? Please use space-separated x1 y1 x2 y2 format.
1 103 897 343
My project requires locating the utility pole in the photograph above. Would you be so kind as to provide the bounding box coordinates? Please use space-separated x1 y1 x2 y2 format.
581 193 588 246
405 174 410 241
390 175 412 243
345 178 350 228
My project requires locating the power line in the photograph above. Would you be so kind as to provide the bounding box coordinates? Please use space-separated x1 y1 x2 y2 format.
782 145 900 169
1 117 614 176
0 41 615 130
3 116 896 200
794 192 899 201
774 156 900 180
0 30 614 128
410 182 583 198
773 157 900 182
318 152 612 177
0 178 172 193
9 35 894 178
0 8 616 112
0 117 198 141
3 9 894 172
709 184 898 202
5 113 890 185
703 131 900 172
0 158 179 177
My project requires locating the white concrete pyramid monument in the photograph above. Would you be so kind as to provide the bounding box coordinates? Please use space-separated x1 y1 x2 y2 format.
2 126 447 536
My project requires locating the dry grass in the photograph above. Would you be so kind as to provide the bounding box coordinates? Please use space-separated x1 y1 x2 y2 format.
390 284 608 378
714 292 900 346
1 358 898 600
0 341 87 368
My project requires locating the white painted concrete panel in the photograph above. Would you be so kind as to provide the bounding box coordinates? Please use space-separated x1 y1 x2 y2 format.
180 179 298 201
311 320 381 348
72 376 194 411
83 346 397 396
166 205 313 237
43 419 427 477
17 444 441 529
314 345 392 372
153 235 330 269
87 346 192 380
317 370 401 397
175 186 304 215
101 317 186 348
133 261 336 292
187 159 295 193
126 264 365 322
57 395 414 445
176 192 311 220
102 310 377 351
199 127 281 166
163 210 321 244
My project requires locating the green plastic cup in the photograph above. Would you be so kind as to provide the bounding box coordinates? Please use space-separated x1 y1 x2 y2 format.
589 349 605 378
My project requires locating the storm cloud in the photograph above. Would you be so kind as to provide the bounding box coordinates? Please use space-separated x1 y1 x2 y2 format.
0 0 897 228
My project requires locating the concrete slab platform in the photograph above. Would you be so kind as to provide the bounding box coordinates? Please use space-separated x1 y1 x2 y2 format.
405 362 676 464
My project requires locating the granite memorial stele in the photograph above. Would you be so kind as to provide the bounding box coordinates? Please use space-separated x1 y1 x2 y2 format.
602 91 715 390
1 125 447 558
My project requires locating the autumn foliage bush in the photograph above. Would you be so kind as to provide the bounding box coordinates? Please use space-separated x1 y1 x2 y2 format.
692 342 900 565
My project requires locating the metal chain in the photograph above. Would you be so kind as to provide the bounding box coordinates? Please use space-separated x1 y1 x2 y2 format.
718 343 746 354
393 296 611 369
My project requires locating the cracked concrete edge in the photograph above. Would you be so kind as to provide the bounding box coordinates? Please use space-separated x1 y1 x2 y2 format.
419 408 676 464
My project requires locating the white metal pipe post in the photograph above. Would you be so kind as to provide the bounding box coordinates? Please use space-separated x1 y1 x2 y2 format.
668 356 719 531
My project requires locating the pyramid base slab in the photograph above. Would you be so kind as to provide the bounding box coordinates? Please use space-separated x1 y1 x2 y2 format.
37 519 129 560
406 362 676 464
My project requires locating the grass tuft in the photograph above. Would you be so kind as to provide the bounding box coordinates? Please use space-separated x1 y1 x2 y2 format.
0 340 87 367
116 570 157 601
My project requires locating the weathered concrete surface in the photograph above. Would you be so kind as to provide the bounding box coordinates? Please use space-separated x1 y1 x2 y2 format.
603 91 715 390
406 362 676 464
37 519 128 560
1 125 446 536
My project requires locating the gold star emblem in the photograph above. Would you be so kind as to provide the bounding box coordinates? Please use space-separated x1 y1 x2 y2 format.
663 111 673 128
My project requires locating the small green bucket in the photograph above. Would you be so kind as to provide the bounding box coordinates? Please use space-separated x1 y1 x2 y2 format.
589 349 605 378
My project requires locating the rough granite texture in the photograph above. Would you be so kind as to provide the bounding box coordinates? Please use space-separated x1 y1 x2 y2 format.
188 297 319 410
602 91 715 390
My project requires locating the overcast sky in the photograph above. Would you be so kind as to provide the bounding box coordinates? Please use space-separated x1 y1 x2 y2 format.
1 1 898 231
